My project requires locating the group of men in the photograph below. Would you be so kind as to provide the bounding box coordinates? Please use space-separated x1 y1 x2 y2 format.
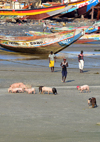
48 50 84 83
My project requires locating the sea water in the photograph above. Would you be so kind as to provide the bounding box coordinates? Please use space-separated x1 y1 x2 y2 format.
0 45 100 68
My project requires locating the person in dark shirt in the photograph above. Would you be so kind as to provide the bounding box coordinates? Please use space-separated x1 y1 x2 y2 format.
78 50 84 73
60 58 68 83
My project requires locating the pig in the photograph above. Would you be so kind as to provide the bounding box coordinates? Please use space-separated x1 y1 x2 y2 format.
10 82 27 89
39 86 57 95
77 85 89 93
88 97 97 108
8 87 24 93
25 88 35 94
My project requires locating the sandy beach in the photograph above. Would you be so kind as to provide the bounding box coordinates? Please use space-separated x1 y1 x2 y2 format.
0 39 100 142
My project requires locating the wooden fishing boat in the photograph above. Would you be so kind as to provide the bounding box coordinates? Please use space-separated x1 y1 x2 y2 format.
0 4 67 18
50 26 89 33
75 33 100 44
0 29 84 55
60 0 99 18
50 21 99 33
27 4 73 20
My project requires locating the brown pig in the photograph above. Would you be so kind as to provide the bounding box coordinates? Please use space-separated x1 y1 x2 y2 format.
88 97 97 108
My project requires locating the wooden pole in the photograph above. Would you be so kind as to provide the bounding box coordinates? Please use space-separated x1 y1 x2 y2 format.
97 9 100 20
10 0 13 9
91 6 94 20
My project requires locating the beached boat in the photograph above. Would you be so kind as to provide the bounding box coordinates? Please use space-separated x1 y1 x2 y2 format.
50 20 100 33
60 0 99 18
50 24 98 34
0 29 84 55
75 33 100 44
0 4 69 20
50 26 88 33
27 4 73 20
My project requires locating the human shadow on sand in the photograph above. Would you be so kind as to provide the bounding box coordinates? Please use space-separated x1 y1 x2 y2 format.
54 70 61 72
83 70 90 73
66 80 75 83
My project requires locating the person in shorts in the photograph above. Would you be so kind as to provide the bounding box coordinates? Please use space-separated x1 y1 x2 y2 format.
48 51 56 72
60 58 68 83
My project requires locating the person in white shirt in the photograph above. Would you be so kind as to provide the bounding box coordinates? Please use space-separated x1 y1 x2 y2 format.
48 51 56 72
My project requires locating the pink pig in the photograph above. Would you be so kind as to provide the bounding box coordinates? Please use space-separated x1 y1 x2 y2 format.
8 87 24 93
41 87 52 94
77 85 89 93
10 82 27 89
25 88 35 94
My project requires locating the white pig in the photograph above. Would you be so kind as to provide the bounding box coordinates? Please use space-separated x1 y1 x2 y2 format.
41 87 53 94
8 87 24 93
25 88 35 94
10 82 27 89
78 85 89 93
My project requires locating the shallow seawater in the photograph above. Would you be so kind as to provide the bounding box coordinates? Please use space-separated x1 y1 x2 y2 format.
0 45 100 68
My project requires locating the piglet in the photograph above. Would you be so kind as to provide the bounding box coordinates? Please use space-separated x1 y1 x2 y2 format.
77 85 89 93
39 86 57 95
42 87 52 94
8 87 24 93
25 88 35 94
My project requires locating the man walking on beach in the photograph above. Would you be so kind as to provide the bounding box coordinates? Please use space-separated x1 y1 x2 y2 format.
60 58 68 83
78 50 84 73
48 51 56 72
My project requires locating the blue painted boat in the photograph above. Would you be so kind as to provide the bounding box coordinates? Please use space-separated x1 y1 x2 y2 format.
60 0 99 18
86 0 99 12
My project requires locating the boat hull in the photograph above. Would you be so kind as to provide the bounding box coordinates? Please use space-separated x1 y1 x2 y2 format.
75 33 100 44
60 0 99 18
0 30 83 55
27 5 72 20
0 4 66 16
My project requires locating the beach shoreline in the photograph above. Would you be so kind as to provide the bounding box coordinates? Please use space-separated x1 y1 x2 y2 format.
0 21 100 142
0 62 100 142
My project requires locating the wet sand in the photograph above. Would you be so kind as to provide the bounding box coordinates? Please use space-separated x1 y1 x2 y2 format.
0 20 100 141
0 44 100 142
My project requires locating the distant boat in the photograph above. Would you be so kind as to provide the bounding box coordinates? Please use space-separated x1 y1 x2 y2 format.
50 24 98 34
75 33 100 44
27 4 73 20
0 4 70 20
0 29 84 55
51 19 100 33
50 26 89 33
60 0 99 18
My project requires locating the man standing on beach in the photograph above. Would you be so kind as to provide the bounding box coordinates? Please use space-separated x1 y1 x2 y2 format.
78 50 84 73
48 51 56 72
60 58 68 83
